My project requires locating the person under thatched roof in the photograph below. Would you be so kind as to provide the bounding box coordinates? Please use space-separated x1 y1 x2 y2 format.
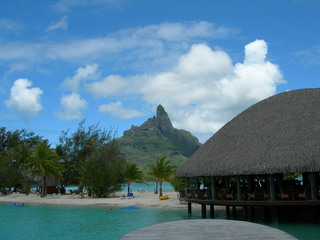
176 88 320 178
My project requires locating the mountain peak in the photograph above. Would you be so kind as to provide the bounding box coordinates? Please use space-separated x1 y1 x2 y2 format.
156 105 173 134
117 105 201 170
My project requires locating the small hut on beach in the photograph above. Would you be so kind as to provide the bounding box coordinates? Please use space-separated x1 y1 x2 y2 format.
176 88 320 219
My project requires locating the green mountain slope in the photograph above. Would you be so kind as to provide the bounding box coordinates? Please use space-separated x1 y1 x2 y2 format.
116 105 201 172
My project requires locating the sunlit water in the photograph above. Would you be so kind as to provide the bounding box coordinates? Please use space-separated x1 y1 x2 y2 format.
0 203 196 240
1 202 320 240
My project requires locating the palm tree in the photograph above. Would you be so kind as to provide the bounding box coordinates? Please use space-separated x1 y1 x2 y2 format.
123 162 146 195
26 141 63 197
148 156 177 197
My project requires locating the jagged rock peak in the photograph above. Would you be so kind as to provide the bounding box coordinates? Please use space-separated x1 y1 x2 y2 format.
156 105 173 133
123 104 174 137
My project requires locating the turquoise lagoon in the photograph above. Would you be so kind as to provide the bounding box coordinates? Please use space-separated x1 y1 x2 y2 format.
1 202 320 240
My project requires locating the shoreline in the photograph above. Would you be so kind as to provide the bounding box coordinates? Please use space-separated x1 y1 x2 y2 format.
0 191 189 209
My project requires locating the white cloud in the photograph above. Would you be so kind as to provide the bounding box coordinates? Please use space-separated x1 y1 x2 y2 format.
292 46 320 67
46 15 68 32
99 101 142 119
86 75 127 97
0 18 23 31
52 0 120 12
56 93 87 120
0 21 237 72
244 39 267 65
5 78 43 117
61 64 99 92
88 40 284 141
142 40 285 141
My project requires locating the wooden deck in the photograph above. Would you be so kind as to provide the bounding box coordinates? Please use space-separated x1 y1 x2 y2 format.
182 198 320 207
182 198 320 221
120 219 298 240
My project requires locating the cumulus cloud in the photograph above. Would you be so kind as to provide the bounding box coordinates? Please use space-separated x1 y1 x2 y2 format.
56 93 87 120
86 40 284 141
86 75 127 97
46 15 68 32
146 40 284 140
0 21 237 73
99 101 142 119
61 64 99 92
5 78 43 117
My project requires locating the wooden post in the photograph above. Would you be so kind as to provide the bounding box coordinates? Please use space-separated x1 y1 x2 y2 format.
210 176 216 200
232 206 237 218
249 206 255 222
188 202 192 214
268 174 275 201
210 204 215 218
201 204 206 218
243 206 248 221
226 206 230 218
264 206 271 222
236 176 241 200
309 172 316 200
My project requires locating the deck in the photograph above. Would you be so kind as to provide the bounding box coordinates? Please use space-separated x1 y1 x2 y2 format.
120 219 298 240
181 198 320 221
182 198 320 207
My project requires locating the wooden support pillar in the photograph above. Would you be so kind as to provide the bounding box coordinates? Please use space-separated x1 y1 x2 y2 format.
263 206 271 222
232 206 237 219
236 176 241 200
210 205 215 218
249 206 255 222
201 204 206 218
210 176 216 200
243 206 248 221
188 202 192 214
313 206 320 223
268 174 275 201
226 206 230 218
278 206 284 223
309 172 316 200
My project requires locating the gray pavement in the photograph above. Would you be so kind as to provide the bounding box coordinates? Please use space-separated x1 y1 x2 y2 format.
120 219 298 240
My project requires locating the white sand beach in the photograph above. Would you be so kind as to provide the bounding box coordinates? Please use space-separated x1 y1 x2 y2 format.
0 191 189 209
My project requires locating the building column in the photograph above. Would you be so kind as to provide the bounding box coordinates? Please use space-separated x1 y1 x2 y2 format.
201 204 207 218
236 176 241 200
210 176 216 200
210 205 215 218
309 172 316 200
188 202 192 214
268 174 275 201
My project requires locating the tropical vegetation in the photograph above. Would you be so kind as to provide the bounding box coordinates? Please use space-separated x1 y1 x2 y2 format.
122 162 146 195
80 141 126 197
148 156 177 197
0 121 183 198
26 141 63 197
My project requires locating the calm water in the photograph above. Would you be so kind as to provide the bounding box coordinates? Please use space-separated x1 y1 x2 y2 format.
1 203 319 240
64 182 175 194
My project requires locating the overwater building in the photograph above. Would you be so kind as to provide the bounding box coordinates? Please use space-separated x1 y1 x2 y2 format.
176 88 320 221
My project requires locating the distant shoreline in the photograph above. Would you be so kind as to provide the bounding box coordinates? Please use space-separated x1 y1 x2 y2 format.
0 192 188 209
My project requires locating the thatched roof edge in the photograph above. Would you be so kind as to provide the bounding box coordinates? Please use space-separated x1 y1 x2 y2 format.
176 88 320 177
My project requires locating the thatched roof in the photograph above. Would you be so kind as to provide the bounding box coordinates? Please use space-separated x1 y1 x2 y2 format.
176 89 320 177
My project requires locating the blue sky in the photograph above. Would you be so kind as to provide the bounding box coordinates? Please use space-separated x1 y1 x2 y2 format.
1 0 320 145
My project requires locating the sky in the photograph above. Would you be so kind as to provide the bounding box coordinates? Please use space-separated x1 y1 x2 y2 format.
1 0 320 145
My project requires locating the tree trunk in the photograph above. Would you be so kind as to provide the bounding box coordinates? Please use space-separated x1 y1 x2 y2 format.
41 175 46 198
127 182 131 195
155 181 158 194
159 181 163 197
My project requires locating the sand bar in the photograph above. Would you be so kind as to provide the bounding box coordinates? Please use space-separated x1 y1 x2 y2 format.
0 191 188 209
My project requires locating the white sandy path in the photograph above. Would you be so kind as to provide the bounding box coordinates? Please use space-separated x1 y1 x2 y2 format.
0 192 190 209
